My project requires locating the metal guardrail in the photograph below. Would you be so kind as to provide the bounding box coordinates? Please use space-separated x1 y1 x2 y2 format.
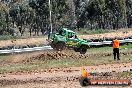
89 39 132 46
0 46 53 54
0 39 131 54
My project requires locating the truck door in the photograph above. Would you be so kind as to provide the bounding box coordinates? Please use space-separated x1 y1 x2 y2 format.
66 32 79 47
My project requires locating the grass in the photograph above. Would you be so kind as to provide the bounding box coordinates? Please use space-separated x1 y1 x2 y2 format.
116 72 132 78
0 44 131 74
0 55 8 62
120 43 132 49
0 35 24 40
88 43 132 54
0 54 131 74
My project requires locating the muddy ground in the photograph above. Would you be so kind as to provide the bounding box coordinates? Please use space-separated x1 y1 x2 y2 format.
0 62 132 88
0 50 132 88
0 43 132 88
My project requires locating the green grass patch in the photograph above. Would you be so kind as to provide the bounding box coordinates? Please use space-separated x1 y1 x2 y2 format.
0 35 24 40
120 43 132 49
88 43 132 54
0 55 132 74
78 28 113 35
0 35 47 41
116 72 132 78
0 55 8 62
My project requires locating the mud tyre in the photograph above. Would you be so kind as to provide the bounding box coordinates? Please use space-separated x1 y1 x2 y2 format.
55 42 65 51
79 46 87 54
50 42 56 50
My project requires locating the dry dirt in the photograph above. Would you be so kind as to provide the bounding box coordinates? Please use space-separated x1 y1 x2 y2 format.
80 29 132 39
0 37 47 47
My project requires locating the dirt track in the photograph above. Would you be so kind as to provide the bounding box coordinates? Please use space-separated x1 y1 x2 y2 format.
0 49 131 88
0 62 132 87
2 82 132 88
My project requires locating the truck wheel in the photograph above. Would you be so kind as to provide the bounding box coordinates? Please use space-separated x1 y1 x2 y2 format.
55 42 65 51
50 42 56 50
79 46 87 54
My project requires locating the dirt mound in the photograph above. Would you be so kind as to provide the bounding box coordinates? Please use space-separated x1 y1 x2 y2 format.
21 51 132 63
6 51 108 63
6 50 132 64
25 51 86 62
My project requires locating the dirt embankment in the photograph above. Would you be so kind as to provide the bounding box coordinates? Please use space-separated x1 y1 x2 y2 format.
9 51 132 63
80 29 132 39
0 37 47 47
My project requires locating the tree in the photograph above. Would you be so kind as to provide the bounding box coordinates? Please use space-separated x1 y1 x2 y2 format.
126 0 132 27
74 0 128 30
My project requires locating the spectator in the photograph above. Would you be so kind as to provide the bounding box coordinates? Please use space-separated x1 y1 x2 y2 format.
112 37 120 60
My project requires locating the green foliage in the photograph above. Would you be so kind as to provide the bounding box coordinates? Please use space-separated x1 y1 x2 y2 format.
1 0 132 36
29 0 70 30
0 10 7 35
74 0 128 29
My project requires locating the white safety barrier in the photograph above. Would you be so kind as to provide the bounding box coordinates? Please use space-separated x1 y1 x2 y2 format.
0 46 53 54
89 39 132 45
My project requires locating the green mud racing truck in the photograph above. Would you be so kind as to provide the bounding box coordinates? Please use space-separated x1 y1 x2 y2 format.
47 28 90 54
